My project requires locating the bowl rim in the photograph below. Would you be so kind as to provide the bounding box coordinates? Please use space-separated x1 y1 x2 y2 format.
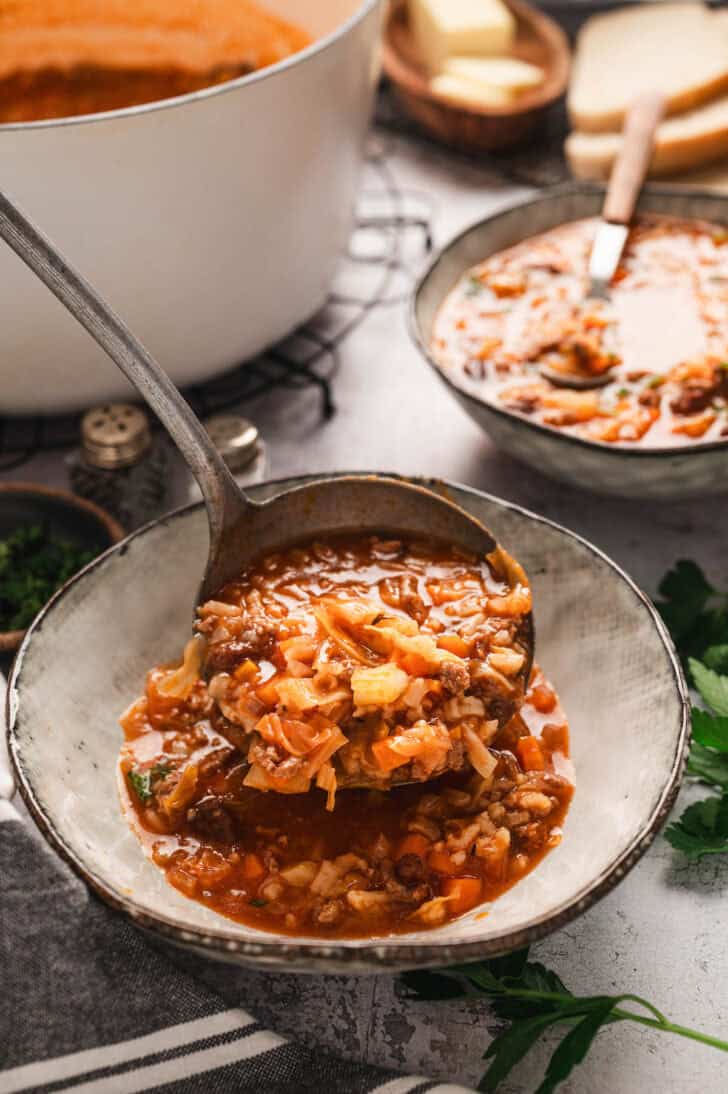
0 482 124 652
410 180 728 461
0 0 382 134
6 474 691 970
382 0 571 120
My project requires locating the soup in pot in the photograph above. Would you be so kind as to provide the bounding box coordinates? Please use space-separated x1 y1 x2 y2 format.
0 0 311 122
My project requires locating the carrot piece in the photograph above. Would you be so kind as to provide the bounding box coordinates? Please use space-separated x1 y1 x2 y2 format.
256 680 280 707
234 659 259 682
476 337 502 361
395 834 431 861
399 652 431 676
437 634 470 658
427 849 458 876
241 853 265 882
442 876 482 916
671 410 716 438
529 683 556 714
517 735 545 771
541 722 568 755
371 738 410 773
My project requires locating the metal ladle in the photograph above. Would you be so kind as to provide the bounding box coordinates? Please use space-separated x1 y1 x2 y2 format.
539 91 665 391
0 186 531 788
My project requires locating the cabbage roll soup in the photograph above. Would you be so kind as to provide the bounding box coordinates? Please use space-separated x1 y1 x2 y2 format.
119 534 573 938
432 215 728 448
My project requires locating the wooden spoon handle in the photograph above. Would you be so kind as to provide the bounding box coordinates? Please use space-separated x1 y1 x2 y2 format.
603 92 666 225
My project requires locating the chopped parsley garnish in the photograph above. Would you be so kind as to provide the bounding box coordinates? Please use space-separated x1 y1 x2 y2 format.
647 375 665 388
402 948 728 1091
249 898 268 908
0 524 96 632
464 275 484 296
127 763 172 804
616 387 630 398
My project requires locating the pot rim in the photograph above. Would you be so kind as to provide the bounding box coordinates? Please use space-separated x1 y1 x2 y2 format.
6 473 690 971
0 0 382 134
410 180 728 462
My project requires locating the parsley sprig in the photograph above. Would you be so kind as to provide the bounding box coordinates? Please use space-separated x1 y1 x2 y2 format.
656 559 728 671
656 560 728 857
665 795 728 859
402 949 728 1093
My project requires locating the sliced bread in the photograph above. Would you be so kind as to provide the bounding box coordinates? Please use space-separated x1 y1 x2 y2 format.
566 93 728 179
568 3 728 134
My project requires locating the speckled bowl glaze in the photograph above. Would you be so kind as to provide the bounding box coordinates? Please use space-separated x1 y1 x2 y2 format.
7 475 689 973
411 184 728 500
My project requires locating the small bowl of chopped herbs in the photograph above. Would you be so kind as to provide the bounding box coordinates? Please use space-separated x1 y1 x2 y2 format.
0 484 124 652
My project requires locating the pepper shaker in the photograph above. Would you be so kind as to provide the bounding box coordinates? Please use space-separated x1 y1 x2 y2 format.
67 404 168 530
184 414 268 504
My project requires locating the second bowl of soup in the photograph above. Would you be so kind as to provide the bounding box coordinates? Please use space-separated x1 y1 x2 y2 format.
411 184 728 499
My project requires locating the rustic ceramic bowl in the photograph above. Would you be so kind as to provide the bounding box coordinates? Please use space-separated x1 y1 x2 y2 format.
411 183 728 499
7 475 688 973
0 483 123 652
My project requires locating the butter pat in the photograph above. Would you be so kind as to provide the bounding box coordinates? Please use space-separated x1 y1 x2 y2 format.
430 73 512 107
443 56 544 94
410 0 516 72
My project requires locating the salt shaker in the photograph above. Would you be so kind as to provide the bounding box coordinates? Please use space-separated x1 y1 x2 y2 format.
67 404 168 530
184 414 267 504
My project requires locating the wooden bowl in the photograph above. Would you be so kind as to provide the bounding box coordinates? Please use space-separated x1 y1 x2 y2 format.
0 484 124 653
382 0 571 153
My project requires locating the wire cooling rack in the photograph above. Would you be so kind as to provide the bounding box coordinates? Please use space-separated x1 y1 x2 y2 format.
0 87 569 471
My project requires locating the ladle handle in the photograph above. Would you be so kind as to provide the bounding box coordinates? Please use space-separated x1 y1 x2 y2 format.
0 186 247 539
603 91 666 225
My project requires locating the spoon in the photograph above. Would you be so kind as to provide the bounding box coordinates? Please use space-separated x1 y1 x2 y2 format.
540 91 666 391
0 185 532 787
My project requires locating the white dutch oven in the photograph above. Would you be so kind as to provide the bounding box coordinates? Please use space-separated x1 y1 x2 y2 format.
0 0 383 414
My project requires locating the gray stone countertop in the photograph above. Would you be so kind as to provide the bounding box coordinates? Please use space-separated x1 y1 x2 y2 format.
5 131 727 1093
